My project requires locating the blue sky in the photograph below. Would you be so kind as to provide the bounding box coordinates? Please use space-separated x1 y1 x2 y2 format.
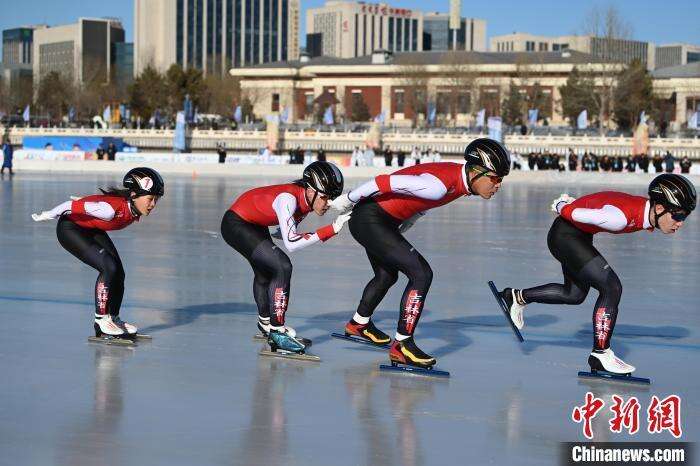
1 0 698 53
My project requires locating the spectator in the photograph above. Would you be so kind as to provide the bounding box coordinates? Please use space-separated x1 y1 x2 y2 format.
625 155 636 172
107 142 117 161
1 140 13 176
217 143 227 164
511 152 523 170
652 153 663 173
664 150 675 173
638 153 650 173
680 156 692 174
528 152 537 170
536 152 547 170
410 146 421 165
589 153 599 171
397 149 406 167
96 145 106 160
430 148 442 162
612 157 623 172
350 146 361 166
568 149 578 171
317 147 326 162
383 146 393 167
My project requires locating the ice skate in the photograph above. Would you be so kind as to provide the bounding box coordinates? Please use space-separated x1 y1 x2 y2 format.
487 281 524 342
501 288 526 330
331 319 391 349
259 328 320 362
88 315 136 347
380 337 449 377
253 317 311 346
578 349 650 384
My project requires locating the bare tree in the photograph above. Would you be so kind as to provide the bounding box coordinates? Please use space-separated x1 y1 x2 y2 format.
581 5 632 134
394 55 430 127
438 52 479 126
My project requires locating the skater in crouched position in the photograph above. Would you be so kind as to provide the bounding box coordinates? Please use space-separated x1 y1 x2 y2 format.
32 167 164 339
499 174 695 376
331 138 511 370
222 161 350 356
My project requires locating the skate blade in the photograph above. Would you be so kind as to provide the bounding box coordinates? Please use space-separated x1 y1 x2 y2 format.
578 370 650 385
253 333 312 347
488 280 525 342
331 332 391 350
134 333 152 340
88 336 136 347
259 349 320 362
380 363 450 378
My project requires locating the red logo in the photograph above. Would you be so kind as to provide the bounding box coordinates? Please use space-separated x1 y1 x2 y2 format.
273 288 288 324
648 395 682 438
96 282 109 315
403 290 422 334
572 392 605 439
594 307 610 348
609 395 641 435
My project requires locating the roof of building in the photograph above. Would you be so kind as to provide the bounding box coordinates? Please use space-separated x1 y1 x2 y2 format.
242 50 612 70
652 62 700 79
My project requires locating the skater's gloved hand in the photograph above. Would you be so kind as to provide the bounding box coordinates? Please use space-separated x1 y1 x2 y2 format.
270 227 283 239
398 211 425 233
31 211 56 222
328 194 356 214
551 194 576 214
332 212 352 234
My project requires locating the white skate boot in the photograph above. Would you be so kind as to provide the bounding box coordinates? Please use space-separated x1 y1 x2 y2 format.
501 288 526 329
94 314 127 337
588 348 635 374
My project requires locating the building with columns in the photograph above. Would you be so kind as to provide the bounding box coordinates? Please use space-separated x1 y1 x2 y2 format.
230 49 700 129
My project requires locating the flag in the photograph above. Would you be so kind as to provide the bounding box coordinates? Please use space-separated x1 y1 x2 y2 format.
373 110 386 125
22 105 30 122
68 107 76 122
193 106 199 123
487 116 503 143
577 110 588 130
476 108 485 127
689 111 699 129
639 110 647 125
280 106 290 124
428 103 437 124
323 106 334 125
184 95 193 123
174 111 186 152
103 105 111 124
528 108 538 125
234 105 242 123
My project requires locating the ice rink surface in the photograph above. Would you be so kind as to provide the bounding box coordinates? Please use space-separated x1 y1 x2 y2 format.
1 171 698 466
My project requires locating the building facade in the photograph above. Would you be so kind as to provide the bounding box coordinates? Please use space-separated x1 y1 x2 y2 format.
490 33 656 70
656 44 700 69
306 1 424 58
32 18 124 86
422 13 485 52
134 0 300 77
231 50 633 126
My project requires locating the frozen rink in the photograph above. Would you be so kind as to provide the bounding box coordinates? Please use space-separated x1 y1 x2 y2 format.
1 170 698 466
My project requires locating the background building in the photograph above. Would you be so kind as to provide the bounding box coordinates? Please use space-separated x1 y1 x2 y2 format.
134 0 300 77
656 43 700 69
490 33 655 70
306 1 424 58
32 18 125 86
2 26 43 102
423 13 485 52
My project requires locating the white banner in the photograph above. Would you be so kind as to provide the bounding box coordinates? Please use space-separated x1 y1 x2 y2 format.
14 149 85 162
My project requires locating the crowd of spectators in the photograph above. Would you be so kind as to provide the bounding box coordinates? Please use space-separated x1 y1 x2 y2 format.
520 148 693 174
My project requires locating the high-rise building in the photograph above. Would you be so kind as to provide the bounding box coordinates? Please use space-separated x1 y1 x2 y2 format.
32 18 125 86
306 1 424 59
422 13 485 52
2 26 43 99
656 44 700 69
490 33 655 70
134 0 300 77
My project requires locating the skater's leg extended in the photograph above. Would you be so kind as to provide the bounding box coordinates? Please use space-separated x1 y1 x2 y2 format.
57 218 130 336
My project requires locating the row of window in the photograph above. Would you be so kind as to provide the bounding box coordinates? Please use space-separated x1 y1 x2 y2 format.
176 0 289 72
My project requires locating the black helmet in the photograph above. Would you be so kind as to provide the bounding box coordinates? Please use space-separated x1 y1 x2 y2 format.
648 174 696 213
302 161 344 199
123 167 165 197
464 138 511 177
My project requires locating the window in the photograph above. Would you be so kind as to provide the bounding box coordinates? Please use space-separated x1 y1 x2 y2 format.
526 41 535 52
457 92 470 114
436 92 450 115
305 92 314 115
538 42 548 51
394 89 405 113
272 93 280 111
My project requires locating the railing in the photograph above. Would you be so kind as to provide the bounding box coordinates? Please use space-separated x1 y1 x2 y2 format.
3 126 700 158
